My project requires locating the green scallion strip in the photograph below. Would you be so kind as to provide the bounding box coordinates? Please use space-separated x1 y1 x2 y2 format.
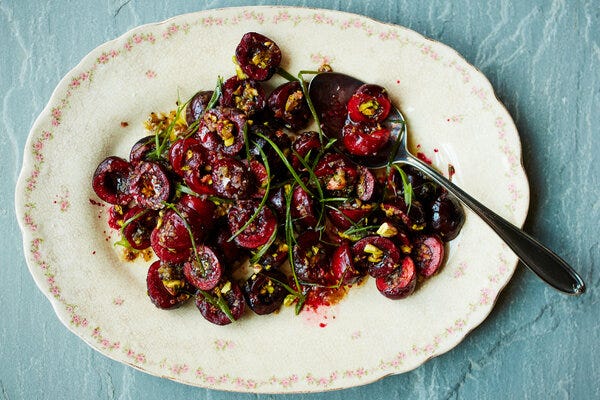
255 132 313 196
197 288 236 323
297 70 324 142
393 164 413 210
290 147 325 228
228 145 271 242
163 202 235 322
206 76 223 110
113 209 149 249
163 202 204 275
248 227 278 265
276 67 298 82
284 184 306 314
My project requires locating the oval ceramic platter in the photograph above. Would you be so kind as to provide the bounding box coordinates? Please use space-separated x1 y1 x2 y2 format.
15 6 529 393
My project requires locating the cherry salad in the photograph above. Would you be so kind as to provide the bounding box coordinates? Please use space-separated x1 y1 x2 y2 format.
92 32 465 325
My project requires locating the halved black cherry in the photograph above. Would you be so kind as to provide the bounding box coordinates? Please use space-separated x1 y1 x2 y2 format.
235 32 281 81
267 81 310 130
331 241 363 284
196 280 245 325
186 90 214 126
92 156 132 205
196 107 246 156
211 157 253 199
347 84 391 123
375 256 417 299
150 209 191 263
147 260 189 309
291 184 319 229
128 161 171 210
314 153 359 196
342 121 390 157
243 268 288 315
352 236 401 278
292 231 334 286
168 138 207 177
220 76 266 116
430 192 465 241
412 234 445 277
226 200 277 249
183 245 222 291
380 199 426 231
122 206 158 250
129 135 157 164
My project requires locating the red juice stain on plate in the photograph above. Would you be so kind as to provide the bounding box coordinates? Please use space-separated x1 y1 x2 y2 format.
417 152 433 164
301 286 347 328
89 198 104 207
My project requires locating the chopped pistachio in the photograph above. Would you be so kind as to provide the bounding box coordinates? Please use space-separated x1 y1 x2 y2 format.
283 294 297 307
377 222 398 238
221 281 232 294
363 243 383 262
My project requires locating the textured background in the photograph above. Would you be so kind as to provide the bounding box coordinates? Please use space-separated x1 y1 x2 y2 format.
2 0 598 399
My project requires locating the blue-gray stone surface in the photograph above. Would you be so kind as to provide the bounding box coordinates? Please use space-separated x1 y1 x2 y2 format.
2 1 598 399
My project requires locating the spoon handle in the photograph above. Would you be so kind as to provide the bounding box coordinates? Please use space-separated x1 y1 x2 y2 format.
401 154 585 295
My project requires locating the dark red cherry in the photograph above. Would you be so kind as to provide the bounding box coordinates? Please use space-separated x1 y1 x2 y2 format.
352 236 401 278
430 192 465 241
209 219 248 269
267 81 310 130
235 32 281 81
227 200 278 249
291 130 321 170
150 209 191 263
314 153 359 196
182 158 215 196
356 166 375 201
253 234 289 269
248 124 292 178
380 199 426 231
92 156 132 205
347 84 391 124
177 194 216 242
292 231 334 286
220 76 266 116
327 201 373 230
196 280 246 325
107 204 127 230
129 135 157 164
196 107 246 156
412 234 445 277
375 256 417 299
245 159 269 199
211 157 253 199
156 262 190 297
183 245 222 291
128 161 171 210
342 121 390 157
186 90 214 126
331 241 363 285
122 206 158 250
168 138 207 177
243 269 288 315
147 261 189 309
291 185 319 229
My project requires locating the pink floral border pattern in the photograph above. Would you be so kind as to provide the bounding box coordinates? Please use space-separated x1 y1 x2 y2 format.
20 8 522 392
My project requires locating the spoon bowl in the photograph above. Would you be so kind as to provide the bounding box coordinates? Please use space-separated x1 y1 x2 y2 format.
308 72 586 295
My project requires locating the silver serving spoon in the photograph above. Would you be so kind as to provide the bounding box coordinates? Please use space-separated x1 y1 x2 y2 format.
309 72 585 295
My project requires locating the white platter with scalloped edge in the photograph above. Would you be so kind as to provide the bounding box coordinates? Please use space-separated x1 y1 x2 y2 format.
15 6 529 393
